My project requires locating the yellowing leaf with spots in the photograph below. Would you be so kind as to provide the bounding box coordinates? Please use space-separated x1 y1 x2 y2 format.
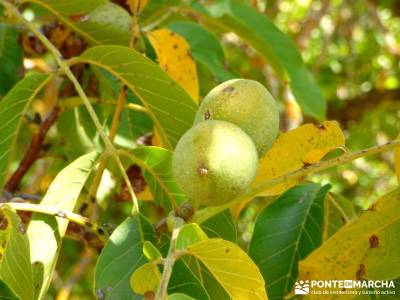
232 121 345 217
255 121 345 196
187 238 268 300
147 28 199 101
126 0 149 14
0 205 34 300
297 189 400 299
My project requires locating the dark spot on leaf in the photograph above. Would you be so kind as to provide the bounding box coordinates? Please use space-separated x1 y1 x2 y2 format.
302 161 312 168
314 124 326 130
356 264 365 280
79 202 89 214
90 196 96 203
0 215 8 230
369 235 379 248
222 86 235 93
173 44 178 49
198 165 208 176
225 248 230 253
0 253 2 260
85 221 93 228
187 50 193 59
204 110 211 120
97 227 105 235
368 204 376 211
1 240 6 248
170 32 175 36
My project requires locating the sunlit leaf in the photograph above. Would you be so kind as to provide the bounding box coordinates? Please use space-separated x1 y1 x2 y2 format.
95 214 156 299
143 241 162 262
0 72 52 187
176 223 208 250
255 121 345 195
298 188 400 297
23 0 131 45
0 205 34 300
168 21 235 82
194 0 326 119
122 147 186 211
130 262 160 295
147 28 199 101
248 184 330 300
187 238 268 300
127 0 149 14
77 45 197 149
27 152 99 299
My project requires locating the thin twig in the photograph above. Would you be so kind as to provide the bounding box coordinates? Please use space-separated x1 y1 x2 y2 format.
155 218 184 300
193 140 400 224
0 201 109 242
3 106 61 195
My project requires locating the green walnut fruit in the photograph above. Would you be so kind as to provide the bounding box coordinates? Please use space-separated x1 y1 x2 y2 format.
172 120 258 207
194 79 279 156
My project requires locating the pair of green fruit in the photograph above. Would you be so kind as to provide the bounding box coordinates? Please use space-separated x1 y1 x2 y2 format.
172 79 279 207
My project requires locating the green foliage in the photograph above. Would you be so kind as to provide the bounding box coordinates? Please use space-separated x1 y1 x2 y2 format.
0 0 398 299
249 184 330 300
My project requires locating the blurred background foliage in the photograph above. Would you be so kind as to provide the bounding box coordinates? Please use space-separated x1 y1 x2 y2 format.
0 0 399 298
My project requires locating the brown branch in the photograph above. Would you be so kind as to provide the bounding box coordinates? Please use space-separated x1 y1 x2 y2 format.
295 0 331 50
3 106 61 195
327 88 400 127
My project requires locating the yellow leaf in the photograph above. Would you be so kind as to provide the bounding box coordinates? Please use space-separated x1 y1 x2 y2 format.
147 28 199 102
187 238 268 300
126 0 149 14
137 185 153 201
297 189 400 299
255 121 345 195
231 121 345 217
130 262 161 295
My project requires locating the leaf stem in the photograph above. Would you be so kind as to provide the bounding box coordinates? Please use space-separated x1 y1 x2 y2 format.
155 218 184 300
0 1 140 213
1 202 109 242
193 140 400 224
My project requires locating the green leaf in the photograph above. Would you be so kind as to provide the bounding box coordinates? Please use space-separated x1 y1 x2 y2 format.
196 0 326 120
77 45 197 149
122 146 186 211
201 209 237 242
0 205 34 300
26 152 99 299
168 260 210 300
0 279 18 300
176 223 208 250
298 188 400 285
143 241 162 262
0 24 22 96
188 238 268 300
130 262 160 295
0 72 52 187
168 293 196 300
248 184 330 300
95 214 156 299
168 21 235 82
23 0 131 45
323 193 356 240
